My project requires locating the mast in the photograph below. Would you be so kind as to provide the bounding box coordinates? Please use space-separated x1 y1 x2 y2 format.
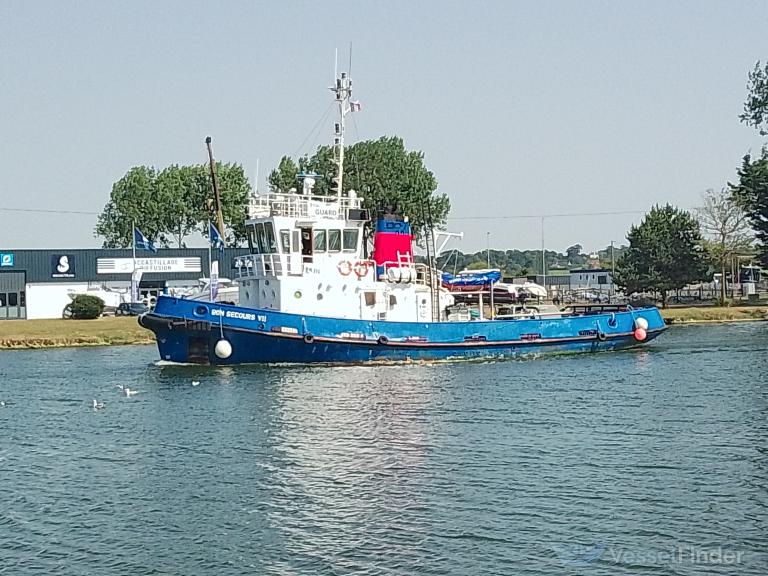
330 68 354 199
205 136 226 244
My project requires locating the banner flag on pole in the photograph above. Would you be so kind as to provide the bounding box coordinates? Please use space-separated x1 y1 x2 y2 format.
134 228 157 253
130 269 143 303
209 222 225 251
210 260 219 301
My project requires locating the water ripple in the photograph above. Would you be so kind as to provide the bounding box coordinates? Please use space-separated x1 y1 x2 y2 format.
0 325 766 575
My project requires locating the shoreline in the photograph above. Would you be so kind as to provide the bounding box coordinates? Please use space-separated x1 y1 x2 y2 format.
0 307 765 350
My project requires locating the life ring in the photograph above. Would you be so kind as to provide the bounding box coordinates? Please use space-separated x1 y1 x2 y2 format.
353 261 369 279
597 332 607 342
303 333 314 344
377 335 389 345
337 260 352 276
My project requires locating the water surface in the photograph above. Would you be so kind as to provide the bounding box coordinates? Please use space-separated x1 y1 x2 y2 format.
1 322 766 575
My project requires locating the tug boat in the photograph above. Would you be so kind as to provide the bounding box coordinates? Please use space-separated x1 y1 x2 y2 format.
139 70 666 365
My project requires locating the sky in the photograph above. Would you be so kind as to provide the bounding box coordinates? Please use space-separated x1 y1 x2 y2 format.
1 0 766 255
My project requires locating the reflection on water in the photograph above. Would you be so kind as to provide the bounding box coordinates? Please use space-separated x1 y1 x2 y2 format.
0 322 766 575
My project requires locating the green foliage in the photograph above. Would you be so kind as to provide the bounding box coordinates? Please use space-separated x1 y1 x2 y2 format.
268 156 300 193
613 205 708 306
95 167 160 248
268 136 450 241
730 151 768 267
565 244 582 259
95 163 251 248
435 245 618 277
68 295 105 320
740 61 768 136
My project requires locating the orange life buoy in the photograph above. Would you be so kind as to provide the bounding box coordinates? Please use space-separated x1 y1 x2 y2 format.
353 260 369 279
337 260 352 276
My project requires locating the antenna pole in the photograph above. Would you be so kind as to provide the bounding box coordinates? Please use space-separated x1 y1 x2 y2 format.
541 216 546 295
331 53 353 200
254 158 260 195
205 136 226 246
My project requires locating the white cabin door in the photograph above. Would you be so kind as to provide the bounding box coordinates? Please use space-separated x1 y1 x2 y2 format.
288 230 303 275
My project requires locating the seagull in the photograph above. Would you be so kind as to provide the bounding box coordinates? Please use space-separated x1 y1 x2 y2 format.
191 381 200 387
124 388 140 397
0 400 7 407
92 399 106 410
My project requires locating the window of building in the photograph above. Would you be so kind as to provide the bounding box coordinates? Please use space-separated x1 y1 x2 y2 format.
0 293 5 307
8 293 17 307
343 229 358 252
598 275 607 285
328 229 341 252
313 230 327 252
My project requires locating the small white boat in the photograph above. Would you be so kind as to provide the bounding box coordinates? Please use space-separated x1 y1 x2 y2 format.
183 277 239 305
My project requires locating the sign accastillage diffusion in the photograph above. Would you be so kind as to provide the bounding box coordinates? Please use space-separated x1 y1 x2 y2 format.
97 257 202 274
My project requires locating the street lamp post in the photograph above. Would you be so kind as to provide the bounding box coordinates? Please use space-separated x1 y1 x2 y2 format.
610 240 615 302
486 232 491 268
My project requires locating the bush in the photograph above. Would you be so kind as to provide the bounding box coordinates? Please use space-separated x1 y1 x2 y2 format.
65 295 105 319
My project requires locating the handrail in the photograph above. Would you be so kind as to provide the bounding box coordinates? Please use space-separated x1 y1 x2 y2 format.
234 254 287 278
247 193 363 219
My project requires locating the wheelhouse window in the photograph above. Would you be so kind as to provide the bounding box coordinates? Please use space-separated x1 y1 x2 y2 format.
248 225 258 254
280 230 291 253
343 229 358 252
328 229 341 252
313 230 327 252
255 223 267 254
264 222 277 253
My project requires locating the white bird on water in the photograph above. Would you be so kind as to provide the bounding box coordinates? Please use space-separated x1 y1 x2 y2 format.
191 381 200 387
92 399 106 410
124 388 140 397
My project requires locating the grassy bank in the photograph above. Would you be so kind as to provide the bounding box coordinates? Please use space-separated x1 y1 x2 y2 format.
0 316 154 349
661 305 768 324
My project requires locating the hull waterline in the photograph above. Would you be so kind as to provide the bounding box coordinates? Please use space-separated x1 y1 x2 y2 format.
139 296 666 365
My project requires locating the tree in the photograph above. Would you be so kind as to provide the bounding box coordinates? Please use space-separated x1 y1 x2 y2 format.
734 61 768 266
565 244 582 260
613 205 708 307
64 295 105 319
155 165 203 248
269 136 450 242
740 61 768 136
697 188 753 304
198 163 251 245
268 156 301 194
730 152 768 267
95 163 252 248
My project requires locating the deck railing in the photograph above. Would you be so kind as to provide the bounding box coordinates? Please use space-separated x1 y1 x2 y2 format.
247 193 363 219
233 254 287 278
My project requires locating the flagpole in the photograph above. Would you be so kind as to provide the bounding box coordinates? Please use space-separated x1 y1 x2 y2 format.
208 221 213 301
132 220 136 303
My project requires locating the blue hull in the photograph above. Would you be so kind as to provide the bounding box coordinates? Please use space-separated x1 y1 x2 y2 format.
140 296 666 365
